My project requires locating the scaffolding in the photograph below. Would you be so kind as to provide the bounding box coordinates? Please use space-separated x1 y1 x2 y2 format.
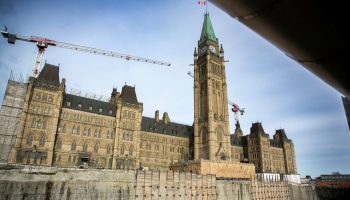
0 71 28 163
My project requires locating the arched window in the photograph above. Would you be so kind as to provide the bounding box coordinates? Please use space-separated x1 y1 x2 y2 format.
56 137 62 150
39 133 45 147
83 127 88 136
31 118 37 128
94 143 99 154
216 126 223 143
129 145 133 156
107 145 111 154
26 134 33 145
107 131 110 139
94 129 98 137
37 119 42 129
76 126 80 135
71 140 76 151
201 128 207 144
120 144 125 155
62 124 66 133
43 119 48 129
83 141 88 152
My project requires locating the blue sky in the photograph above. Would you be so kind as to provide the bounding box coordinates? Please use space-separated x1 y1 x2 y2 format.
0 0 349 178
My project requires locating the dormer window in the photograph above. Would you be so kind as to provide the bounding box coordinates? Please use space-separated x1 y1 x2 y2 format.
78 103 82 108
99 108 103 112
89 106 93 111
67 102 71 106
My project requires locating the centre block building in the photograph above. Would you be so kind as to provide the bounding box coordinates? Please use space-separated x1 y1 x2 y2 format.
1 13 297 175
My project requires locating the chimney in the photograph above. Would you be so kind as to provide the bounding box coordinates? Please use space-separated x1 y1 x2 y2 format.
162 112 170 124
155 110 159 122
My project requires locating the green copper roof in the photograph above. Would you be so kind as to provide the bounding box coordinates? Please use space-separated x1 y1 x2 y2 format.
200 12 217 43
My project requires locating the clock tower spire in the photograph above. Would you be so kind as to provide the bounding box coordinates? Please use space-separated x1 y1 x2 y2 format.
193 12 231 161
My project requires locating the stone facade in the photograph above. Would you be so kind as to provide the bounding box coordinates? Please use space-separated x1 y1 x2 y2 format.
0 12 297 176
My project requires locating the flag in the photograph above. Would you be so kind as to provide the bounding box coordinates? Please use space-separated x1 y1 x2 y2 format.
197 1 206 5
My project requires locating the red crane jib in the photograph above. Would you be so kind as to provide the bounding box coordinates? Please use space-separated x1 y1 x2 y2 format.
30 36 57 45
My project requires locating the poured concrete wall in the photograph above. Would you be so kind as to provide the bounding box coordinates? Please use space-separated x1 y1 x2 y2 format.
0 166 319 200
0 80 27 163
0 168 136 200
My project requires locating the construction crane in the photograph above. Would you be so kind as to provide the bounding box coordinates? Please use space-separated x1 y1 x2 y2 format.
227 100 245 124
1 27 171 77
187 71 245 123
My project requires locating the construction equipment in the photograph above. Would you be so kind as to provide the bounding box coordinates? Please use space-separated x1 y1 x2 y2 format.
1 27 171 77
187 71 245 123
227 100 245 123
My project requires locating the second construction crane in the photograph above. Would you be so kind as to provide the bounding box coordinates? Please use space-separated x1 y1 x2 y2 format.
1 27 171 77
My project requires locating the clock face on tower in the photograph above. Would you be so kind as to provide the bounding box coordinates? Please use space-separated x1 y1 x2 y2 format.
209 45 216 54
200 46 207 56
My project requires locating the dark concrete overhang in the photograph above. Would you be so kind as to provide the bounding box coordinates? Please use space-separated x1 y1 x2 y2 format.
210 0 350 97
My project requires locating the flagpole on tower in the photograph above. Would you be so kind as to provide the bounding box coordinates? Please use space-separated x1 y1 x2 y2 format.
206 0 207 13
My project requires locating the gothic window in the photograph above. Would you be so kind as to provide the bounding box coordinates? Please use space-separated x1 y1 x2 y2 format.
48 94 53 103
88 128 91 136
107 145 111 154
71 140 76 151
42 93 48 101
35 92 41 100
98 129 101 138
94 129 98 137
76 126 80 135
94 143 99 154
26 134 33 145
201 128 207 144
129 145 133 156
123 132 126 140
43 107 49 115
39 133 45 147
37 119 42 129
106 131 110 139
33 105 37 113
83 127 88 136
62 124 66 133
72 125 77 134
42 119 47 130
56 137 62 150
31 118 37 128
83 141 88 152
216 127 223 143
120 144 125 155
130 133 133 141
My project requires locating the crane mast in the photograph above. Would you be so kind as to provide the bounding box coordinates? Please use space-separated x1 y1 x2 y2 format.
1 28 171 77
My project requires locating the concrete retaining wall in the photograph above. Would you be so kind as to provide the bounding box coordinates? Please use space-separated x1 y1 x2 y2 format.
0 167 319 200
